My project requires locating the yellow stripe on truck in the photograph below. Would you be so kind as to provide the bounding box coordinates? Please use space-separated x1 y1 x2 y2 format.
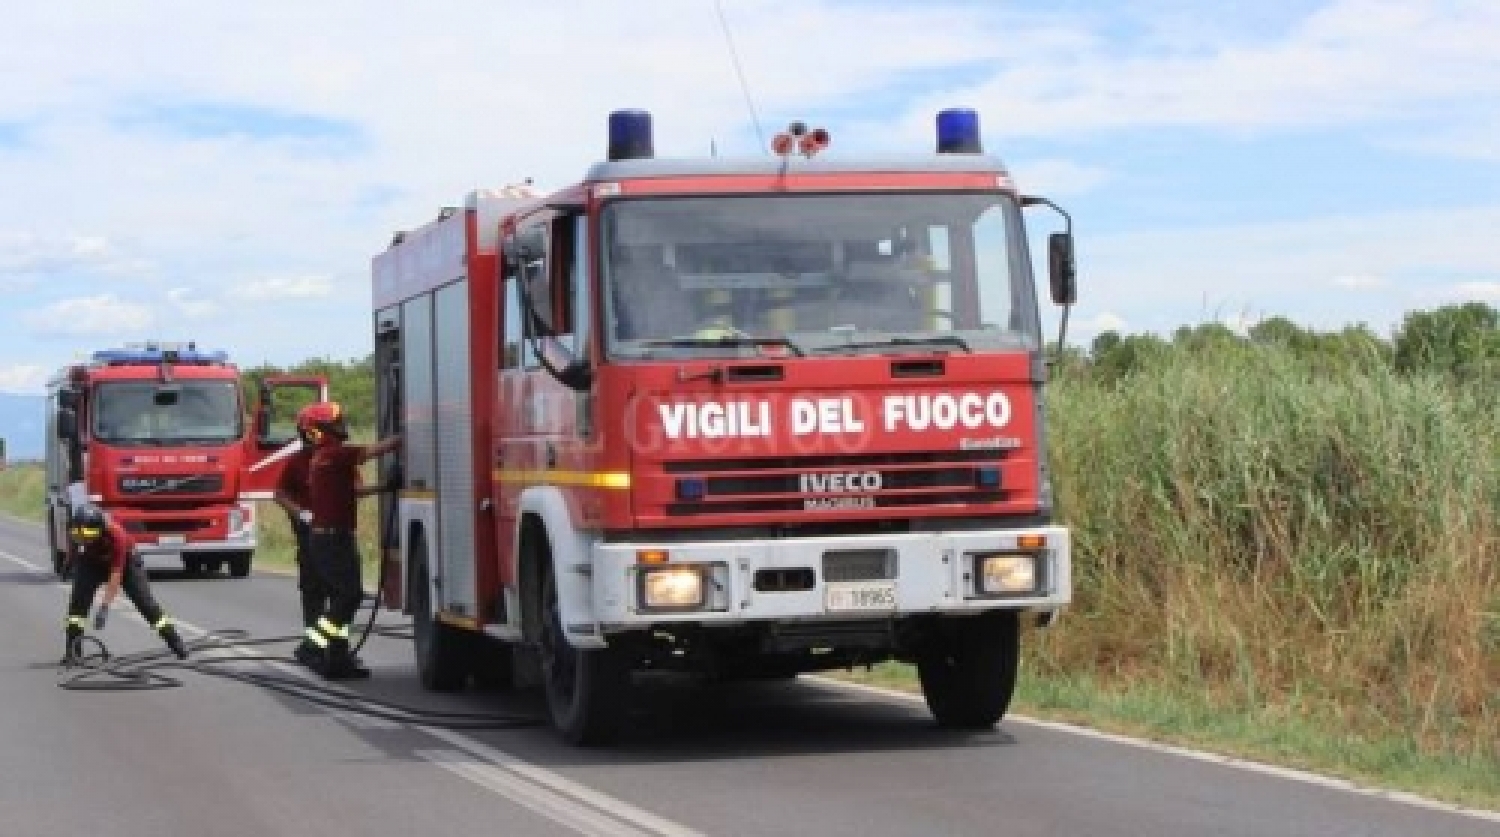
491 470 631 489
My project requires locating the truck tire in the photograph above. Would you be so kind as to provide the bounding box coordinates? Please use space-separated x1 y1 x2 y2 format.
409 531 469 692
227 551 252 578
915 610 1021 730
538 561 628 746
468 634 516 693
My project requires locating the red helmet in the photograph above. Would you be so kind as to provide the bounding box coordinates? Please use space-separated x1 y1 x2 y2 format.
296 401 348 444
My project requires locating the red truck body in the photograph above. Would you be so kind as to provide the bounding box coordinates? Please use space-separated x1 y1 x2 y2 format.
371 109 1078 745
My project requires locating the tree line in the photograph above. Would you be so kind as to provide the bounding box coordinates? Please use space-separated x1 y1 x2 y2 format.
1061 301 1498 385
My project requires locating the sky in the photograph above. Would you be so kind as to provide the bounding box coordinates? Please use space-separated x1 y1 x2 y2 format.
0 0 1497 394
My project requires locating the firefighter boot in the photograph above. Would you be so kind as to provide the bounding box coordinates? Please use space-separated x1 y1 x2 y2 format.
293 638 324 669
160 625 189 660
61 624 84 666
322 637 370 681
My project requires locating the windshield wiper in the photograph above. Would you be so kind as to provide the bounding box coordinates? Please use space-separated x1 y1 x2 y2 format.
638 336 806 357
812 335 972 355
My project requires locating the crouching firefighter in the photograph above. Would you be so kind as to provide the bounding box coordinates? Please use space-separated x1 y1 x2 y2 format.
293 401 401 680
63 504 189 664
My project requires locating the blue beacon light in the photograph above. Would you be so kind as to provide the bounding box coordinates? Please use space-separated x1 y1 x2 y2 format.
607 109 655 161
936 108 983 154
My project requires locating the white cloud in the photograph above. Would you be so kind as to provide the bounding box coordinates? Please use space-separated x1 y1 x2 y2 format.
166 286 219 318
1332 273 1385 290
24 294 155 337
0 231 149 285
1008 160 1112 197
228 275 333 302
1441 281 1500 302
895 0 1500 143
0 363 48 394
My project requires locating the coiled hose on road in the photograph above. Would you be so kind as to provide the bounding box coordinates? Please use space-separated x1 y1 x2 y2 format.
55 593 545 731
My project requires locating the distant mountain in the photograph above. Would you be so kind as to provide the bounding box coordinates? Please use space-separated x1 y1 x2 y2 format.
0 393 46 462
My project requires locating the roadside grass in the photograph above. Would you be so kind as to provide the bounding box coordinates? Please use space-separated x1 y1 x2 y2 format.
0 464 45 522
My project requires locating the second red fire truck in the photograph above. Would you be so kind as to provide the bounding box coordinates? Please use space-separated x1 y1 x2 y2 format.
44 342 326 579
371 108 1078 745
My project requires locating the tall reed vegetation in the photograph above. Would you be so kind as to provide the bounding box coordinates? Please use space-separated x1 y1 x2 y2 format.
1036 333 1498 762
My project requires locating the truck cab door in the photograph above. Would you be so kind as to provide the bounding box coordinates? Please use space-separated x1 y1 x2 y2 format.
241 375 329 496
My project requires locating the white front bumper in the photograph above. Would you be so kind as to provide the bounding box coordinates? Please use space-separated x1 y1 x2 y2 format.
589 525 1070 631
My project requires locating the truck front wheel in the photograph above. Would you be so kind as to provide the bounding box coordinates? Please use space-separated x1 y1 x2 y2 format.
915 610 1021 729
537 563 627 746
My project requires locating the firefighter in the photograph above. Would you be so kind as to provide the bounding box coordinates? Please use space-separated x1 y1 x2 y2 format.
298 401 401 679
62 503 188 664
274 407 327 667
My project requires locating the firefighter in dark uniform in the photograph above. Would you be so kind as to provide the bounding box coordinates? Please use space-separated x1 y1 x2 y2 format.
274 407 327 665
298 401 401 679
63 503 189 663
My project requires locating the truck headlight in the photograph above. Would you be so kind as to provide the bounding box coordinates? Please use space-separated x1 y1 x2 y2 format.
639 566 705 610
976 552 1038 595
228 507 244 533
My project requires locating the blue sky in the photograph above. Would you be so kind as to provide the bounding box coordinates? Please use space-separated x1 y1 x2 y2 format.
0 0 1496 394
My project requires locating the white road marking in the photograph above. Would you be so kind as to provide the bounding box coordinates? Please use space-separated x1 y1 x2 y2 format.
419 749 653 837
2 549 44 572
0 542 701 836
809 676 1500 824
422 725 707 837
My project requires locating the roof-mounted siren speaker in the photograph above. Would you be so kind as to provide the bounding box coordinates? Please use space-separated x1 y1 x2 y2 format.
936 107 983 154
607 109 655 161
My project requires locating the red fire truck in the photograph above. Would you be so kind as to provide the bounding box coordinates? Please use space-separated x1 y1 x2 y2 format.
371 108 1077 745
44 342 326 579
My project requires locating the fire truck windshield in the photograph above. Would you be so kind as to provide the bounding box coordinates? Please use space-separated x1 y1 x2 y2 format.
602 191 1041 359
91 380 243 446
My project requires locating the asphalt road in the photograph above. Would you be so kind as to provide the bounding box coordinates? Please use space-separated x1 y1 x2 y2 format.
1 514 1495 837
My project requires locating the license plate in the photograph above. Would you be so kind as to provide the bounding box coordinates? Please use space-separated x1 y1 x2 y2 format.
825 581 897 612
158 535 185 546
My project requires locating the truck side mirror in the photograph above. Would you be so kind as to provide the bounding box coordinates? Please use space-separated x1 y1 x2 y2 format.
537 338 592 391
1048 232 1077 306
57 408 77 441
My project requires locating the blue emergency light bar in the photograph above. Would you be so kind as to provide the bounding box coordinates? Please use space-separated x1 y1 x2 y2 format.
936 108 983 154
92 346 229 366
607 109 655 161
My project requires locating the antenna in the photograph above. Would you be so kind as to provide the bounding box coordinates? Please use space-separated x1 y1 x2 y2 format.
713 0 767 153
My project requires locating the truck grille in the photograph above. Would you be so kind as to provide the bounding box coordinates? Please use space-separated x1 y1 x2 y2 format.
661 449 1013 516
117 474 225 496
